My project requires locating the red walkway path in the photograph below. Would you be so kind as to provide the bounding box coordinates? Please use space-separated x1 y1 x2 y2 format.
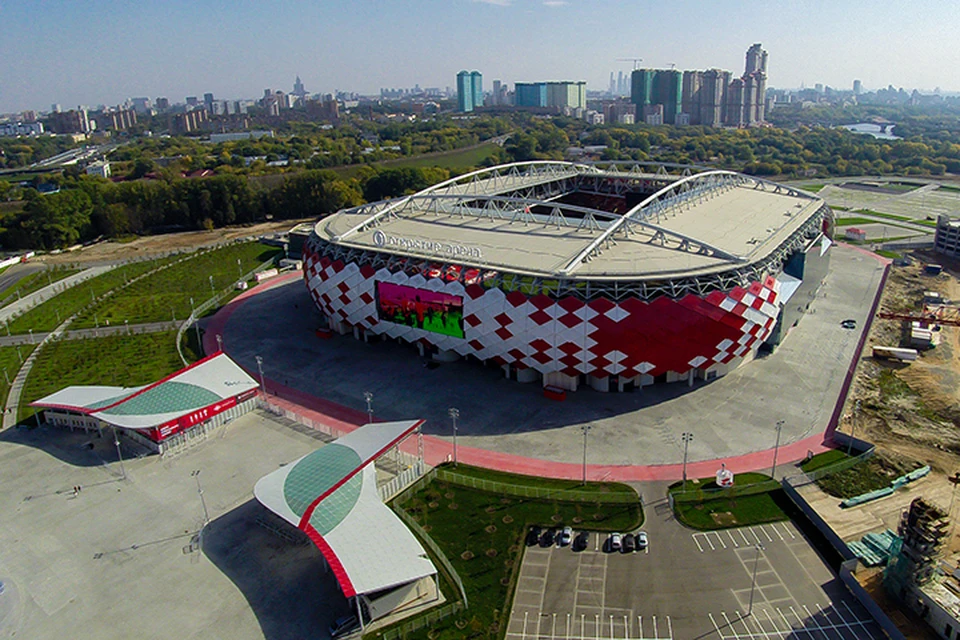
204 252 886 482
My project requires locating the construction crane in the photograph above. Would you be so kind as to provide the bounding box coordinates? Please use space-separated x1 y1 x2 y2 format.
878 307 960 327
617 58 643 70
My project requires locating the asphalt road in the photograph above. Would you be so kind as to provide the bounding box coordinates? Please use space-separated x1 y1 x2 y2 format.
0 262 45 298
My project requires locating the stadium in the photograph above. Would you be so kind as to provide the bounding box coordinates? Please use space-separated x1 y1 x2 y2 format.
301 161 834 393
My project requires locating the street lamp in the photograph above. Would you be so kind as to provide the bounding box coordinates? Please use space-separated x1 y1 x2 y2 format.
191 469 210 526
215 334 222 352
747 544 765 616
28 329 33 345
771 420 784 479
849 399 861 455
364 391 374 424
579 424 592 485
208 275 215 296
448 407 460 466
681 432 694 490
237 258 243 279
255 356 265 394
112 426 127 481
124 319 129 335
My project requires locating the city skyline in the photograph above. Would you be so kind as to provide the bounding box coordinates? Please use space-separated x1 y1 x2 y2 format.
1 0 959 114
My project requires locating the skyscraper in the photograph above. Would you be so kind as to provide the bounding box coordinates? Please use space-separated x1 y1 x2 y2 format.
741 43 768 125
457 70 482 112
853 79 862 95
471 71 483 109
293 76 306 98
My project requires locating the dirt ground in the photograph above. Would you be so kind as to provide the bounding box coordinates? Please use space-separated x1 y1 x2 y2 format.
35 218 315 266
841 251 960 478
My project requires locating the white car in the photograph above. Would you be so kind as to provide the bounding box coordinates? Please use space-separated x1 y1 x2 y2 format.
559 526 573 546
636 531 649 549
609 532 622 551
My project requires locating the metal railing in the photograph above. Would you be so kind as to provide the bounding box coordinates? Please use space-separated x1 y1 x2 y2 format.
176 253 280 365
782 446 876 487
392 503 467 609
379 601 466 640
435 468 639 504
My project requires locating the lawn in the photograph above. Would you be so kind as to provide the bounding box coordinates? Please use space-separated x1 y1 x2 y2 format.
19 331 184 422
0 344 34 406
70 242 280 329
387 464 642 640
5 258 175 334
0 266 81 309
855 209 911 222
938 184 960 193
800 449 852 473
668 472 787 530
800 184 825 192
834 217 877 227
815 452 923 499
331 143 501 179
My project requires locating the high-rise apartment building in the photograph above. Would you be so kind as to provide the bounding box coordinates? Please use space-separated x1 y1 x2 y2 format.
456 70 482 112
203 93 215 111
293 75 306 98
853 79 862 95
515 82 547 107
632 44 768 128
514 82 585 110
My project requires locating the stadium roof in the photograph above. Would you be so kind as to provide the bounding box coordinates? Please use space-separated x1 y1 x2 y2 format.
254 419 436 598
30 352 258 430
316 162 827 281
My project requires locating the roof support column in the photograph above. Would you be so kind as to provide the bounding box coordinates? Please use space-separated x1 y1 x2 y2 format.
356 596 365 631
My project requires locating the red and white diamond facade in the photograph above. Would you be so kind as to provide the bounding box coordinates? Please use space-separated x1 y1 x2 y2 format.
303 163 832 391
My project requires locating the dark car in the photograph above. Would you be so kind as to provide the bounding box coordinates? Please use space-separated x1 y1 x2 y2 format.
540 528 556 547
841 319 857 329
329 615 360 638
526 525 542 547
623 533 636 552
573 531 589 552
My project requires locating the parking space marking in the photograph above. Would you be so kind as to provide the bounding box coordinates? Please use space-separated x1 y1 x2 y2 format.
727 530 740 548
706 604 882 639
693 535 705 553
738 529 751 545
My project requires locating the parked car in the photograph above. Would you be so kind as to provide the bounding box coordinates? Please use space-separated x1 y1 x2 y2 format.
623 533 636 552
540 528 556 547
841 319 857 329
526 525 542 547
609 532 622 552
559 526 573 546
329 615 360 638
636 531 649 549
573 531 589 552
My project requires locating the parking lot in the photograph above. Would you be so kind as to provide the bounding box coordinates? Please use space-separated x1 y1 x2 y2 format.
506 505 885 640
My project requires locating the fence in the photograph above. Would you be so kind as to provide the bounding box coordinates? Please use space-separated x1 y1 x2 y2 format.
782 445 876 488
176 254 281 365
435 468 639 504
669 478 782 504
379 601 465 640
257 397 350 441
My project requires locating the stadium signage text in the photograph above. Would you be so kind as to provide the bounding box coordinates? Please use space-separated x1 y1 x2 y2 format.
372 230 482 259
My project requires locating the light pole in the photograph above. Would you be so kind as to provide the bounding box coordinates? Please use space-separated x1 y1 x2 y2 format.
948 472 960 542
191 469 210 526
364 391 374 424
771 420 784 479
215 334 222 352
579 424 592 485
28 329 33 345
747 544 765 616
112 426 127 481
237 258 243 279
849 399 861 455
449 407 460 466
255 356 265 394
124 319 129 335
681 432 693 490
208 275 215 296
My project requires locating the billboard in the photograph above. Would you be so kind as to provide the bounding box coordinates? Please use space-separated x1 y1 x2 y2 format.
375 281 465 339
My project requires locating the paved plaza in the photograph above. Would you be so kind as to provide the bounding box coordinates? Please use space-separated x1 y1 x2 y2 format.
0 411 353 640
218 244 887 470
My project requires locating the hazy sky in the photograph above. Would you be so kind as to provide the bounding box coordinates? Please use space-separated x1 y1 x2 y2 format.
2 0 958 114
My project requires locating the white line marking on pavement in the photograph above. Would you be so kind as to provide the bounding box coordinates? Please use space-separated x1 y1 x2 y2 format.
787 606 815 639
709 613 722 638
693 535 705 553
720 612 742 639
705 534 716 551
739 529 751 545
764 608 787 639
749 527 762 544
781 523 796 540
522 611 528 640
728 530 740 548
770 524 784 542
666 615 673 640
567 613 571 640
802 604 830 640
638 615 642 639
652 614 658 639
759 526 773 543
552 612 557 640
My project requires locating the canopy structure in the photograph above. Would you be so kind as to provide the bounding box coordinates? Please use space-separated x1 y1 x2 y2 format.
254 419 436 598
30 352 259 442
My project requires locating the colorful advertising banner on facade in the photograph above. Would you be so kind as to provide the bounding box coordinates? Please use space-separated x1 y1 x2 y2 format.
375 281 465 339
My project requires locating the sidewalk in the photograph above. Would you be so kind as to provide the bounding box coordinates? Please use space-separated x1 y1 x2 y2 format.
0 265 115 324
0 320 179 346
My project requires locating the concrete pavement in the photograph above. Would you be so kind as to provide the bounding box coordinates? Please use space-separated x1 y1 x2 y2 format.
0 320 179 347
206 243 888 480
